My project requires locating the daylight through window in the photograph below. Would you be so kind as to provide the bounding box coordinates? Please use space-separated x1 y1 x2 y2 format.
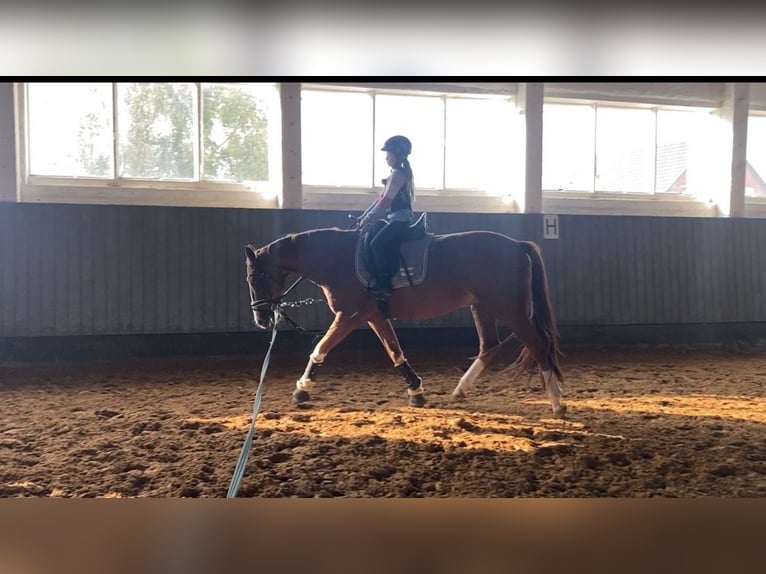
542 102 715 195
24 82 280 187
301 87 518 194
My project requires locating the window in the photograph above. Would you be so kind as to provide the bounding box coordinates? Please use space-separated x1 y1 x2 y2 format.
655 109 699 194
746 114 766 198
19 82 281 205
444 97 516 193
542 104 595 192
28 82 115 178
543 102 714 195
301 87 518 195
596 107 655 193
301 90 373 187
373 94 445 190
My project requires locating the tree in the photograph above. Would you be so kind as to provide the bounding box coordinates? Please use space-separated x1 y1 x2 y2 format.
76 110 111 177
75 85 111 177
78 82 271 182
120 83 195 179
203 84 270 181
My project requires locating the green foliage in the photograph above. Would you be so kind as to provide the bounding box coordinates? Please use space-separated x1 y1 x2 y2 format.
76 110 111 177
203 84 269 181
77 83 270 182
120 83 195 179
75 85 111 177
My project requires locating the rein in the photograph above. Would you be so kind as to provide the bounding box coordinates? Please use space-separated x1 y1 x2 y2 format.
229 271 324 497
227 312 280 498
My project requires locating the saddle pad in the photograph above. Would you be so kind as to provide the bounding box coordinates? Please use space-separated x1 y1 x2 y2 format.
355 234 434 290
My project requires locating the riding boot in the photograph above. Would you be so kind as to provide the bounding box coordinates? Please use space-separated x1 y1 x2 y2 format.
368 273 392 317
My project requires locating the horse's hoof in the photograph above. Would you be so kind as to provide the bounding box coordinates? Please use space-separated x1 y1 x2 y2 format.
553 405 567 419
293 389 311 404
451 389 466 402
409 393 427 407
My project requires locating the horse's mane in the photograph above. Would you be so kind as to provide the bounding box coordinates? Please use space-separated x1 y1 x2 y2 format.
259 227 354 257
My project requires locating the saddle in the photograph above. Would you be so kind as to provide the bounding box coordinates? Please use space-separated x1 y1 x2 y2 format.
356 212 434 290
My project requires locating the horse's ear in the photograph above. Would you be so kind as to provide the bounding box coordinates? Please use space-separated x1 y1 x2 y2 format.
245 244 257 262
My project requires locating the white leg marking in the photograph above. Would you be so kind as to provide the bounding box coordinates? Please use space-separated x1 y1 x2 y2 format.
542 369 563 413
453 357 486 396
310 347 326 364
297 351 324 391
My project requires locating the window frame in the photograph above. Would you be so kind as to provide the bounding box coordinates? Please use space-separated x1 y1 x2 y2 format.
542 97 717 195
299 83 522 214
11 81 756 218
744 110 766 216
14 82 283 208
540 97 719 217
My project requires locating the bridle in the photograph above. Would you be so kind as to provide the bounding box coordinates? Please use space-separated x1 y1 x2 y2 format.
247 261 305 310
246 255 312 330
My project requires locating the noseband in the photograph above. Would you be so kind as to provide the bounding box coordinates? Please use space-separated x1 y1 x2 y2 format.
247 258 306 313
249 275 306 311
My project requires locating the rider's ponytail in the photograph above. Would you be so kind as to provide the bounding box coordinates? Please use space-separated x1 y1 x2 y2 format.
401 158 415 199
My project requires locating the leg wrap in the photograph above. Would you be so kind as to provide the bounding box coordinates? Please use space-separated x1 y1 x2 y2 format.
395 359 424 392
296 357 323 391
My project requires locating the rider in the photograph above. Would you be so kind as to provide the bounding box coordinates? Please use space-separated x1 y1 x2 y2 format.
357 135 415 300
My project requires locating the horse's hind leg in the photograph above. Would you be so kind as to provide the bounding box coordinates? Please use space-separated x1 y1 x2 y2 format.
294 311 362 404
367 317 426 407
501 311 565 418
452 304 504 401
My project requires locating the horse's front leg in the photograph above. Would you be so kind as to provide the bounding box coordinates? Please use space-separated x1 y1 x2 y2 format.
294 311 362 404
367 317 426 407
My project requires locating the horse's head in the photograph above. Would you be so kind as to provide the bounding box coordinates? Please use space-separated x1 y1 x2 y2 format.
244 244 288 330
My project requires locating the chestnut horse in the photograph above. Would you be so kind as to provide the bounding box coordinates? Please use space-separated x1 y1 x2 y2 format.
244 225 566 418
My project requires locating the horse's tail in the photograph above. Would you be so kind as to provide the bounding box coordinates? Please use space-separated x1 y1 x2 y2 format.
509 241 564 383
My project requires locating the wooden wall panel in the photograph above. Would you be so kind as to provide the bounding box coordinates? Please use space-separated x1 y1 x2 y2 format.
1 204 765 339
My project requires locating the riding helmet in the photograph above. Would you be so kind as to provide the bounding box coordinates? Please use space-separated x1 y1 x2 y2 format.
381 135 412 157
